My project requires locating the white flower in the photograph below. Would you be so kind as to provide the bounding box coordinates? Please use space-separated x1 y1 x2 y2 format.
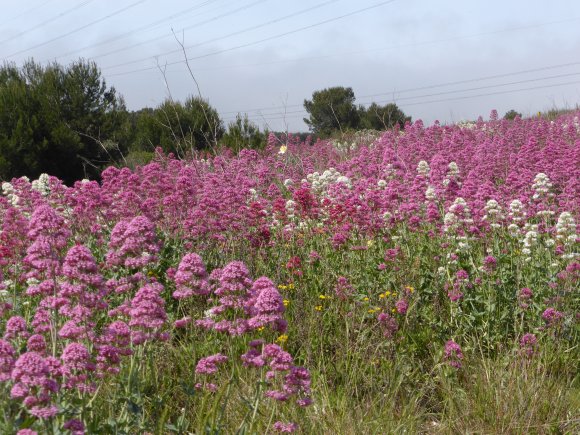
447 162 459 177
425 186 436 201
377 179 387 188
31 173 51 196
1 182 14 195
509 199 526 222
531 173 553 199
278 145 287 154
556 212 577 244
336 176 352 188
417 160 430 177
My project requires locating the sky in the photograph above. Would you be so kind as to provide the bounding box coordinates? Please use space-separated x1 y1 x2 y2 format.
1 0 580 132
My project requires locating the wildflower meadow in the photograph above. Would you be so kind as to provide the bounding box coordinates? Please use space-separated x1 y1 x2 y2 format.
0 110 579 434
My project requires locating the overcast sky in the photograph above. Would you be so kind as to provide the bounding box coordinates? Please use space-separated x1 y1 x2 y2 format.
2 0 580 132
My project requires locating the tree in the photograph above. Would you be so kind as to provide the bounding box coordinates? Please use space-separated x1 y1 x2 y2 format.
131 96 224 157
359 102 410 130
503 109 522 120
221 114 266 151
0 59 128 183
303 86 360 137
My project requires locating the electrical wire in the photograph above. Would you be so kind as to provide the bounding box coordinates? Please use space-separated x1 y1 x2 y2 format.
0 0 95 46
88 0 271 62
46 0 225 61
102 0 398 73
4 0 148 59
100 0 340 69
221 76 580 122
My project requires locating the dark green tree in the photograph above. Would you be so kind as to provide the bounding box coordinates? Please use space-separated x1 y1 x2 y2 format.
303 86 360 137
359 102 411 130
0 59 128 183
131 96 224 157
221 114 266 151
503 109 522 120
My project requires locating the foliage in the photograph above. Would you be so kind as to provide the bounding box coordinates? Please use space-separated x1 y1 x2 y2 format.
220 114 266 151
0 60 128 184
503 109 522 120
359 102 410 130
0 108 579 433
130 96 224 157
303 87 411 137
303 86 360 136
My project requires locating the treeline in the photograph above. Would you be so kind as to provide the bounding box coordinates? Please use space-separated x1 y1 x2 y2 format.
0 59 410 183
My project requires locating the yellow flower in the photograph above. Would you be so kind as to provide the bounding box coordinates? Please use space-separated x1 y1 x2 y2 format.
278 285 287 290
385 291 391 297
288 282 295 290
406 286 414 294
392 292 397 297
319 294 329 300
379 293 385 299
366 239 375 248
276 334 288 344
283 299 290 307
315 305 323 311
391 308 396 313
368 308 377 314
257 326 265 332
363 297 369 302
278 145 288 154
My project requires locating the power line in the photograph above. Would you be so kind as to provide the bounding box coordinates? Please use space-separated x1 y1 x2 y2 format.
4 0 148 59
0 0 95 46
221 75 580 122
217 61 580 116
103 0 398 74
104 12 577 78
1 0 58 25
89 0 270 62
101 0 340 70
45 0 225 61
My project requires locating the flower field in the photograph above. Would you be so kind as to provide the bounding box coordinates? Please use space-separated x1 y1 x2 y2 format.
0 111 579 434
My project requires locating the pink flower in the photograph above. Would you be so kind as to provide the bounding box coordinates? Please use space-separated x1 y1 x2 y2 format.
395 299 408 314
377 312 398 339
542 308 564 326
4 316 30 340
106 216 160 269
0 339 15 381
63 418 85 434
129 282 167 344
195 353 228 375
273 421 298 433
174 317 192 328
444 340 463 369
519 333 538 357
247 277 287 332
172 253 210 299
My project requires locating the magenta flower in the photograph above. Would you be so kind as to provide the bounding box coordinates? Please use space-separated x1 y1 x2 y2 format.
395 299 408 315
377 312 398 339
63 418 85 435
172 253 210 299
519 333 538 357
247 277 287 332
0 339 15 381
129 282 167 344
542 308 564 326
4 315 29 340
195 353 228 375
273 421 298 433
106 215 160 269
444 340 463 369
